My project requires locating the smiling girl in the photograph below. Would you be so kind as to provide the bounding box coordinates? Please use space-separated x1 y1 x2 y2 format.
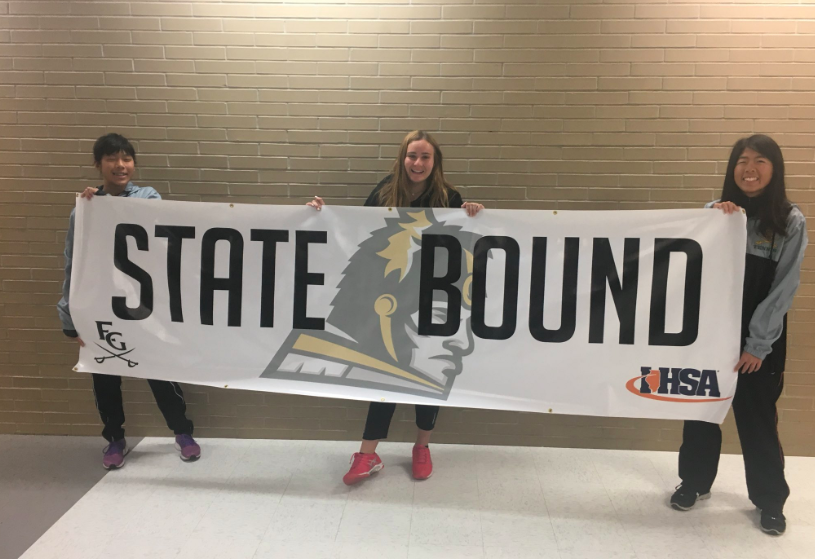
308 130 484 484
670 135 808 536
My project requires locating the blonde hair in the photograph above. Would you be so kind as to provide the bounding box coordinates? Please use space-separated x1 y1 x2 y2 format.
376 130 458 208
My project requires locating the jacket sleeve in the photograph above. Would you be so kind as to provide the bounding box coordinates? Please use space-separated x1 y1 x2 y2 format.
744 212 808 359
56 208 78 337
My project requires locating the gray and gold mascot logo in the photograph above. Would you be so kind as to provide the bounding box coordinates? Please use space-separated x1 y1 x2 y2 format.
261 209 481 400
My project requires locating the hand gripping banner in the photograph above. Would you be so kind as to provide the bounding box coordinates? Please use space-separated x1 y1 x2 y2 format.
70 197 746 423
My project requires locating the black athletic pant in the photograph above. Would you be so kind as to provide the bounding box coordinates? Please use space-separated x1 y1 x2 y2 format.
92 373 194 442
678 364 789 512
362 402 439 441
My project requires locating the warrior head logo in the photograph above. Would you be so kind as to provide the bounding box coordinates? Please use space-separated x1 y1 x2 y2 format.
261 209 481 400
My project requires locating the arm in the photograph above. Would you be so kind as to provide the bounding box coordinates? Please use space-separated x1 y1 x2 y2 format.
744 212 808 360
364 177 389 207
363 190 378 207
56 209 81 342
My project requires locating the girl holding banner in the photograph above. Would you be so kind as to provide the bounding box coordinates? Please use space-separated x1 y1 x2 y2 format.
671 135 807 536
308 130 484 485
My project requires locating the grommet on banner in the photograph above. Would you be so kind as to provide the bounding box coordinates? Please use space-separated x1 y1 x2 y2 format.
73 367 78 371
553 211 557 215
548 409 553 413
224 385 229 388
388 207 393 211
229 204 234 208
76 192 80 198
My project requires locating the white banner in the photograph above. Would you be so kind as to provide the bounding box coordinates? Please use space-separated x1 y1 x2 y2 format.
70 197 746 423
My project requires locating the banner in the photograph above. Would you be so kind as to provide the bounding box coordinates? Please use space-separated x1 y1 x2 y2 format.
70 197 746 423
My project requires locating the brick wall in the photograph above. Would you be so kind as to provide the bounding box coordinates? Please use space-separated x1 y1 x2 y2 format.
1 0 814 456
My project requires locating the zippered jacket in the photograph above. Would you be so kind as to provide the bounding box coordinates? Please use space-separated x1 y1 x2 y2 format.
57 182 161 337
706 199 808 364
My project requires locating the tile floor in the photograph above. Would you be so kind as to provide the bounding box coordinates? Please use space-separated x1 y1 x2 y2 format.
0 435 117 559
14 438 815 559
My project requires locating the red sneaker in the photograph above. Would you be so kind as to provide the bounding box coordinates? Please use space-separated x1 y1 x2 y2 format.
343 452 383 485
412 444 433 480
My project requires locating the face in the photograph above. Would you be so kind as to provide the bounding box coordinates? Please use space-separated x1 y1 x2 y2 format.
734 147 773 198
407 306 474 383
96 151 135 192
403 139 435 186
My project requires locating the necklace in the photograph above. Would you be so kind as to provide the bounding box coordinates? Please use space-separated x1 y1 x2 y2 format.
409 184 426 201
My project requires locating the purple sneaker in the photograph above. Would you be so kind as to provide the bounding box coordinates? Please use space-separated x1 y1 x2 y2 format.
175 434 201 462
102 439 128 470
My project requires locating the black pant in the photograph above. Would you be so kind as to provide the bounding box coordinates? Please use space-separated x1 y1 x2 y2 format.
92 374 194 442
362 402 439 441
678 365 789 512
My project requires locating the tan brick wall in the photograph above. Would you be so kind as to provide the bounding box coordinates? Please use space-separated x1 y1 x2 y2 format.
1 0 814 456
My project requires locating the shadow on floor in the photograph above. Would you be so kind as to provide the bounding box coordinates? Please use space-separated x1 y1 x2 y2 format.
0 435 141 559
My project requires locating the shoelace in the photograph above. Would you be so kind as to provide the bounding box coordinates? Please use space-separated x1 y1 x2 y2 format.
177 435 193 448
673 484 693 496
415 447 428 464
349 453 379 471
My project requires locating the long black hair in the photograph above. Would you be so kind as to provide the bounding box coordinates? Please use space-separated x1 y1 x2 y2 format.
720 134 791 238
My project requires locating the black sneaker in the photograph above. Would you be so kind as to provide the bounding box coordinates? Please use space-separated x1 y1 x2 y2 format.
670 484 711 511
759 509 786 536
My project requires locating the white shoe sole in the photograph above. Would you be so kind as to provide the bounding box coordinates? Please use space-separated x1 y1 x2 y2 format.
344 463 383 485
103 444 129 470
175 442 201 462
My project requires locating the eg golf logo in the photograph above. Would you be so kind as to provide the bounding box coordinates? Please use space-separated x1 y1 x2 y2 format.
93 321 138 368
626 366 732 403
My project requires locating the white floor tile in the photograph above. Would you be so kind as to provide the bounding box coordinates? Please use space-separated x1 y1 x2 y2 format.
480 510 558 549
557 552 638 559
337 543 410 559
335 502 412 545
17 438 814 559
409 506 483 547
408 545 485 559
262 499 346 543
484 547 561 559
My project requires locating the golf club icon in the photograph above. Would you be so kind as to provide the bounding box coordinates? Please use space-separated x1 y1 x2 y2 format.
94 343 138 368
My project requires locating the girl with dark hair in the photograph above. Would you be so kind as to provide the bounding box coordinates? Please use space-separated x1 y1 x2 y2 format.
670 135 807 536
307 130 484 485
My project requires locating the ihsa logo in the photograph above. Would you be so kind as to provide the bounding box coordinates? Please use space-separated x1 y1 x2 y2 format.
625 367 732 403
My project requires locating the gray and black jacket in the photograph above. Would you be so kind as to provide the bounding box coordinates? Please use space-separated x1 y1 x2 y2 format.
707 199 808 372
57 182 161 337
